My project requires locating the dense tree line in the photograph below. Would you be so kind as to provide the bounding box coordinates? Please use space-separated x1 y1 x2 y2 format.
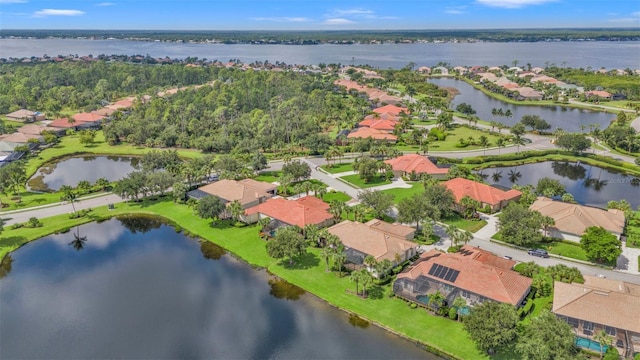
545 66 640 99
0 61 219 114
103 69 365 152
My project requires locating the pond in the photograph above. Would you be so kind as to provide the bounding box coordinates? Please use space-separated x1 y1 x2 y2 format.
428 78 615 133
478 161 640 209
28 155 138 191
0 217 437 359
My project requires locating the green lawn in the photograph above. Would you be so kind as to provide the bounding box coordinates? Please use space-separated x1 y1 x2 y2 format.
254 171 282 183
340 174 392 188
428 126 504 152
1 190 109 211
382 182 424 203
0 197 486 360
441 213 488 233
321 162 355 174
547 242 588 261
322 191 352 203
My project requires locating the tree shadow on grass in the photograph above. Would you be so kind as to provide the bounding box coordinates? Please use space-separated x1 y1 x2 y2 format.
0 236 28 249
282 251 319 270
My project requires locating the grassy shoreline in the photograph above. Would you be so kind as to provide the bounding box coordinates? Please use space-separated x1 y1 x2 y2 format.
0 198 485 360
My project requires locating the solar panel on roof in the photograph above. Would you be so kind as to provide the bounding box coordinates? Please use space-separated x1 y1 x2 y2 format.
435 265 447 278
449 271 460 283
428 264 438 276
443 268 455 281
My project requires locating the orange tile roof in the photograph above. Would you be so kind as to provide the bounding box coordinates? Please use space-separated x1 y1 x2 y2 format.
398 246 531 306
108 98 134 110
529 197 625 236
245 196 333 228
443 178 522 206
373 104 408 116
347 128 397 141
47 118 75 128
384 154 449 175
586 90 612 98
553 276 640 333
365 219 416 239
363 112 399 122
327 220 417 261
358 119 398 131
72 112 104 123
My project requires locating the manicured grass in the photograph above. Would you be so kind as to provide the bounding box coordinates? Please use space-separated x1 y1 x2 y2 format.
1 190 108 211
382 182 424 203
435 126 503 152
321 162 354 174
625 211 640 249
254 171 282 183
547 241 588 261
340 174 391 188
322 191 352 203
25 131 203 178
1 198 486 360
441 213 488 233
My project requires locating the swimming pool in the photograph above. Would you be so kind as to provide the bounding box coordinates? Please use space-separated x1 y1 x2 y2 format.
575 337 608 352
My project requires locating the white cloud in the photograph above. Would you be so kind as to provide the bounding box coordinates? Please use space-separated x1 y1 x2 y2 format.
445 6 467 15
250 17 311 22
608 11 640 23
333 9 374 16
326 8 397 20
0 0 27 4
33 9 85 17
96 2 115 6
323 18 355 25
476 0 557 9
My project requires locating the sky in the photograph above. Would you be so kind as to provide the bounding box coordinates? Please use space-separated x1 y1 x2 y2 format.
1 0 639 30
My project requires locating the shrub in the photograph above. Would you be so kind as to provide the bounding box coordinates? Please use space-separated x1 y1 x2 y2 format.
410 303 417 309
10 223 23 230
26 217 43 228
448 307 458 320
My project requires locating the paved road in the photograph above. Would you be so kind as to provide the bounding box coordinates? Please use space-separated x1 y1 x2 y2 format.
631 116 640 132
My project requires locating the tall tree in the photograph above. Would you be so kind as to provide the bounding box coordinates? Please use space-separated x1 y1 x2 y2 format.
497 203 544 246
60 185 78 214
196 195 226 224
357 190 394 219
515 310 577 360
580 226 622 264
463 301 519 354
266 226 307 265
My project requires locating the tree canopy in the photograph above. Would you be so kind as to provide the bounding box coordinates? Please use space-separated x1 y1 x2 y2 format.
463 301 519 354
515 310 577 360
497 203 544 246
580 226 622 264
266 226 307 264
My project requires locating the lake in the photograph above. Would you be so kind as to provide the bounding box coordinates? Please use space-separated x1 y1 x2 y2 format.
478 161 640 209
1 39 639 69
28 155 138 191
429 77 615 133
0 217 437 359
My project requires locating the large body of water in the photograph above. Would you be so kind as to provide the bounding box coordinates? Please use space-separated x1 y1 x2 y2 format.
429 78 615 132
479 161 640 209
0 218 436 359
28 155 137 191
1 39 639 69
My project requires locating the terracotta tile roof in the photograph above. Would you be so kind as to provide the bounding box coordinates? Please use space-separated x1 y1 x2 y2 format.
197 179 275 207
365 219 416 239
373 104 408 116
72 112 104 123
502 83 521 90
5 109 37 118
515 87 543 98
552 276 640 333
398 246 531 306
454 245 515 270
334 79 403 104
108 98 134 110
0 132 40 143
347 128 397 141
93 108 116 117
327 220 417 262
363 112 399 122
358 119 398 131
443 178 522 206
17 124 48 135
48 118 75 128
586 90 612 98
529 197 625 236
245 196 333 228
238 178 278 193
384 154 449 176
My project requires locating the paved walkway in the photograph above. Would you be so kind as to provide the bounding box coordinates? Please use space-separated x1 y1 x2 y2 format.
618 246 640 275
631 116 640 132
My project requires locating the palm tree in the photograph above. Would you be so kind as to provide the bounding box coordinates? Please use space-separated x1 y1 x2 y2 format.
496 137 506 154
320 247 332 272
304 224 321 246
428 291 445 312
227 200 243 222
594 330 612 360
364 255 377 272
452 296 467 321
95 177 110 191
349 268 363 296
513 134 526 153
359 269 374 298
60 185 78 214
332 251 347 277
446 225 459 248
479 135 490 156
329 200 345 222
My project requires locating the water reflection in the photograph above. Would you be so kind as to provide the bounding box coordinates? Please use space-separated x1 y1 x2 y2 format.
117 214 165 234
482 161 639 209
429 78 614 132
268 278 306 301
0 218 436 359
200 241 226 260
68 227 87 251
348 314 371 329
28 156 136 191
0 255 12 279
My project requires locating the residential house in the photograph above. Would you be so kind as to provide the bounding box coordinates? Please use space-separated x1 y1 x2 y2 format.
0 132 41 143
363 112 400 122
5 109 45 123
0 141 25 163
357 119 398 132
72 112 105 127
443 178 522 212
586 90 612 100
515 87 544 101
553 276 640 357
327 219 418 271
529 197 625 242
394 246 532 308
347 127 398 142
373 104 408 116
17 124 49 136
188 179 276 220
384 154 449 179
244 195 334 229
417 66 431 74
